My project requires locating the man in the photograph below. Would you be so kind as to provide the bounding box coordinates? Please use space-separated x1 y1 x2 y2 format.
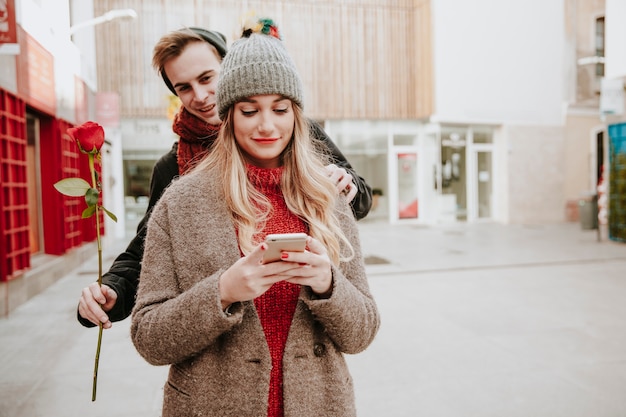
77 27 372 328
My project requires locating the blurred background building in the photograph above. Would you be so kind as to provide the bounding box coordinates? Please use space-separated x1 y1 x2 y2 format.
1 0 625 315
89 0 625 226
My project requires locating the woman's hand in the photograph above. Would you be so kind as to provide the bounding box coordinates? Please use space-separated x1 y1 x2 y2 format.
218 236 333 309
280 237 333 296
218 242 304 309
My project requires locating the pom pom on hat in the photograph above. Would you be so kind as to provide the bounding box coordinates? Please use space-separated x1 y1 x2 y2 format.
241 16 281 39
216 16 303 120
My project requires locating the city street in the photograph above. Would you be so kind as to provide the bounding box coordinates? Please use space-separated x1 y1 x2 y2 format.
1 221 626 417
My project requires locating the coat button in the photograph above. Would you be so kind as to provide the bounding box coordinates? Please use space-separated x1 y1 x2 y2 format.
313 343 326 357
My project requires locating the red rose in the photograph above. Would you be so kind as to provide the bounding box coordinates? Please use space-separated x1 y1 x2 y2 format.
68 121 105 154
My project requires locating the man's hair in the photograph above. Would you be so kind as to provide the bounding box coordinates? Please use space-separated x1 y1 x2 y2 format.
152 28 227 95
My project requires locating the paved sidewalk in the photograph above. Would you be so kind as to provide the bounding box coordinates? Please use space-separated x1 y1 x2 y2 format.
1 222 626 417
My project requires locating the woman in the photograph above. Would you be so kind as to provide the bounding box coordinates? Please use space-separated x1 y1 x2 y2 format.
131 18 380 417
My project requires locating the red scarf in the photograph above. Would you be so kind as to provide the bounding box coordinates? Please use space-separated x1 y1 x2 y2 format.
172 107 221 174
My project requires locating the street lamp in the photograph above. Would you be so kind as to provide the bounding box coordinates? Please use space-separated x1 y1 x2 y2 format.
70 8 137 35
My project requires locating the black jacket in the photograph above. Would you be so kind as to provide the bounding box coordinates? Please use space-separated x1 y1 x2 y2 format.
78 120 372 326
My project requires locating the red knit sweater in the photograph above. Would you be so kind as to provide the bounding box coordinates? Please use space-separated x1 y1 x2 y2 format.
247 165 307 417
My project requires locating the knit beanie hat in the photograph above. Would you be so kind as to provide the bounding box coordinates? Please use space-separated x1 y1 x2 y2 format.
216 18 304 120
162 27 228 95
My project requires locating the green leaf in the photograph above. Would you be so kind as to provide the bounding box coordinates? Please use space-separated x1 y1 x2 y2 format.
85 188 100 206
82 205 96 218
102 206 118 223
54 178 90 197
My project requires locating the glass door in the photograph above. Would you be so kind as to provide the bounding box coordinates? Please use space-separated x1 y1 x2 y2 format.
475 150 493 219
26 114 43 254
468 126 495 221
396 152 418 219
441 128 467 221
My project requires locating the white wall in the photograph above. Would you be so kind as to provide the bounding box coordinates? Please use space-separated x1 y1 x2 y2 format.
431 0 565 126
506 125 566 223
17 0 82 123
102 129 127 239
605 0 626 80
70 0 98 92
120 118 177 154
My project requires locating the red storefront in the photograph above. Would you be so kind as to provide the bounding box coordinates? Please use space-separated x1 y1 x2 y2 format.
0 24 102 316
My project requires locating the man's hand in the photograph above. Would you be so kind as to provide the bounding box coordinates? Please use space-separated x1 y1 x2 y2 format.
78 283 118 329
325 164 358 202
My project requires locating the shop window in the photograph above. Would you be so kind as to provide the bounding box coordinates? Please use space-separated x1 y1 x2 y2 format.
123 159 154 199
393 134 415 146
472 127 493 144
123 159 155 234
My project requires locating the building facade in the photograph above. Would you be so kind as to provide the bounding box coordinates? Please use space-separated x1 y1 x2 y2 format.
0 0 128 316
1 0 624 314
564 0 626 242
92 0 624 228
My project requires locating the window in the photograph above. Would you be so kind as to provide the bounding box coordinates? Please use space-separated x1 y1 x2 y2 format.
123 160 154 199
595 17 605 77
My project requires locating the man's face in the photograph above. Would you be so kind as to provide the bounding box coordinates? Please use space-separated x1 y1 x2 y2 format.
164 42 221 125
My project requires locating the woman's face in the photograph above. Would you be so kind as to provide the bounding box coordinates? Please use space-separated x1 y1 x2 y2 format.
164 42 222 125
232 94 295 168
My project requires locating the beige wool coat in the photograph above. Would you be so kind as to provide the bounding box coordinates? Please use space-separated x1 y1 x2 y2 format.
130 169 380 417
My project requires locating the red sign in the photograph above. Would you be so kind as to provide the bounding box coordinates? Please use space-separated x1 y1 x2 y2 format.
0 0 17 44
16 27 56 114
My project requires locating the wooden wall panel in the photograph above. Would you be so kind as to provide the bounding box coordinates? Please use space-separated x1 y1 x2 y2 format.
414 0 433 118
95 0 433 121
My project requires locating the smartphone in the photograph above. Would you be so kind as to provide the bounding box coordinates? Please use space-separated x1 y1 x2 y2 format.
262 233 308 264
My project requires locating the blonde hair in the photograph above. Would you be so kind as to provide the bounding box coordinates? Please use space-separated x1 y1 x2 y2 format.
192 104 353 264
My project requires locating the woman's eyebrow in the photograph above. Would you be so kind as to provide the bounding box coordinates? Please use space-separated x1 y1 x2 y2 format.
238 96 290 104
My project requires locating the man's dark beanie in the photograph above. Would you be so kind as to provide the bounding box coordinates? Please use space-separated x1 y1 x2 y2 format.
162 27 228 95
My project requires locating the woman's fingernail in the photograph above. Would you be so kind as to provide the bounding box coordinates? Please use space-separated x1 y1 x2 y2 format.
281 252 289 259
